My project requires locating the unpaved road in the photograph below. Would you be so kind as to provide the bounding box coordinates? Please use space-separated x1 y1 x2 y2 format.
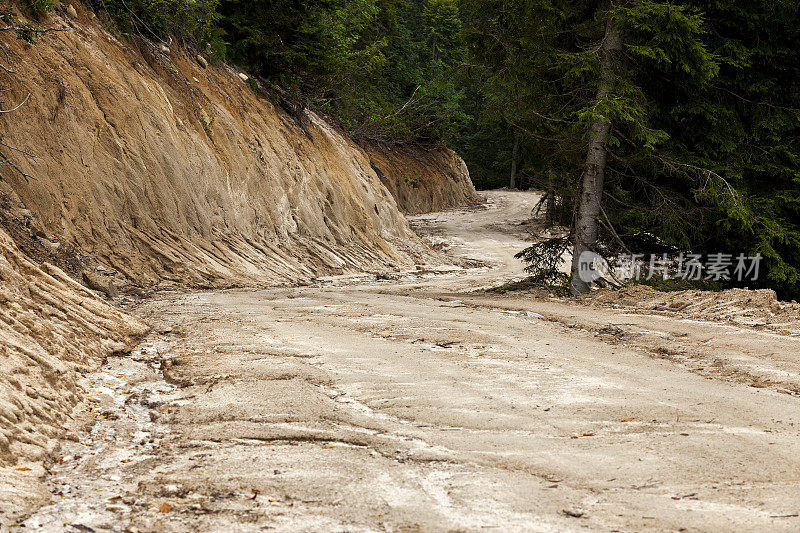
19 191 800 532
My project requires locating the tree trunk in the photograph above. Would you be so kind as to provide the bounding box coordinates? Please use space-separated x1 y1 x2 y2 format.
568 17 622 296
546 169 555 227
509 132 520 189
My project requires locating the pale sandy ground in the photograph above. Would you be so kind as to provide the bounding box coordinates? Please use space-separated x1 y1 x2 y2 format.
15 191 800 532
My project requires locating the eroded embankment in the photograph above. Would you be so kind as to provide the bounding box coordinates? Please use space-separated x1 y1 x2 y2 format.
0 2 474 290
0 226 148 519
365 142 481 215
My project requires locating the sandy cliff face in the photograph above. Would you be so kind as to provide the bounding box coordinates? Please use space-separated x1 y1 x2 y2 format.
365 142 481 215
0 227 148 466
0 225 147 518
0 3 464 287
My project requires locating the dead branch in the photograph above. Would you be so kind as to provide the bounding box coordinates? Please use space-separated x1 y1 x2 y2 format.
0 25 70 34
0 91 29 113
0 147 36 181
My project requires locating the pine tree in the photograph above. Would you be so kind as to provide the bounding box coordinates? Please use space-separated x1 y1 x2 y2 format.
464 0 741 295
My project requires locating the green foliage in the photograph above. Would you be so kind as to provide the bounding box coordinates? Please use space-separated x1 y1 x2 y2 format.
247 76 258 95
1 4 52 42
91 0 225 54
297 0 385 79
514 237 571 291
463 0 800 299
12 21 38 42
25 0 60 19
216 0 466 142
403 171 421 188
620 3 718 82
614 0 800 298
194 107 215 140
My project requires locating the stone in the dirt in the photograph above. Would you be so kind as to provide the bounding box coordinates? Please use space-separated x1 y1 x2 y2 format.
196 55 208 68
82 269 119 298
66 4 78 18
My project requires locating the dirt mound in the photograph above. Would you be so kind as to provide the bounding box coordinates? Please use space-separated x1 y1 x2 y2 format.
365 142 481 214
586 285 800 335
0 3 446 288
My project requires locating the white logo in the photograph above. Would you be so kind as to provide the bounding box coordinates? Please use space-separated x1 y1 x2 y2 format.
577 251 606 283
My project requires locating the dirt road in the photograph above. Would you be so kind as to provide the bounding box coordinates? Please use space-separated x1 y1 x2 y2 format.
19 191 800 532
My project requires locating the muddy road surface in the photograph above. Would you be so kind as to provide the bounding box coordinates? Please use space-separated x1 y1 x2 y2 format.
19 191 800 532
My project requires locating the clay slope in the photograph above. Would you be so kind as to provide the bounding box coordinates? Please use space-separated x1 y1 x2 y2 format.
0 226 148 467
0 3 447 287
366 142 481 214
